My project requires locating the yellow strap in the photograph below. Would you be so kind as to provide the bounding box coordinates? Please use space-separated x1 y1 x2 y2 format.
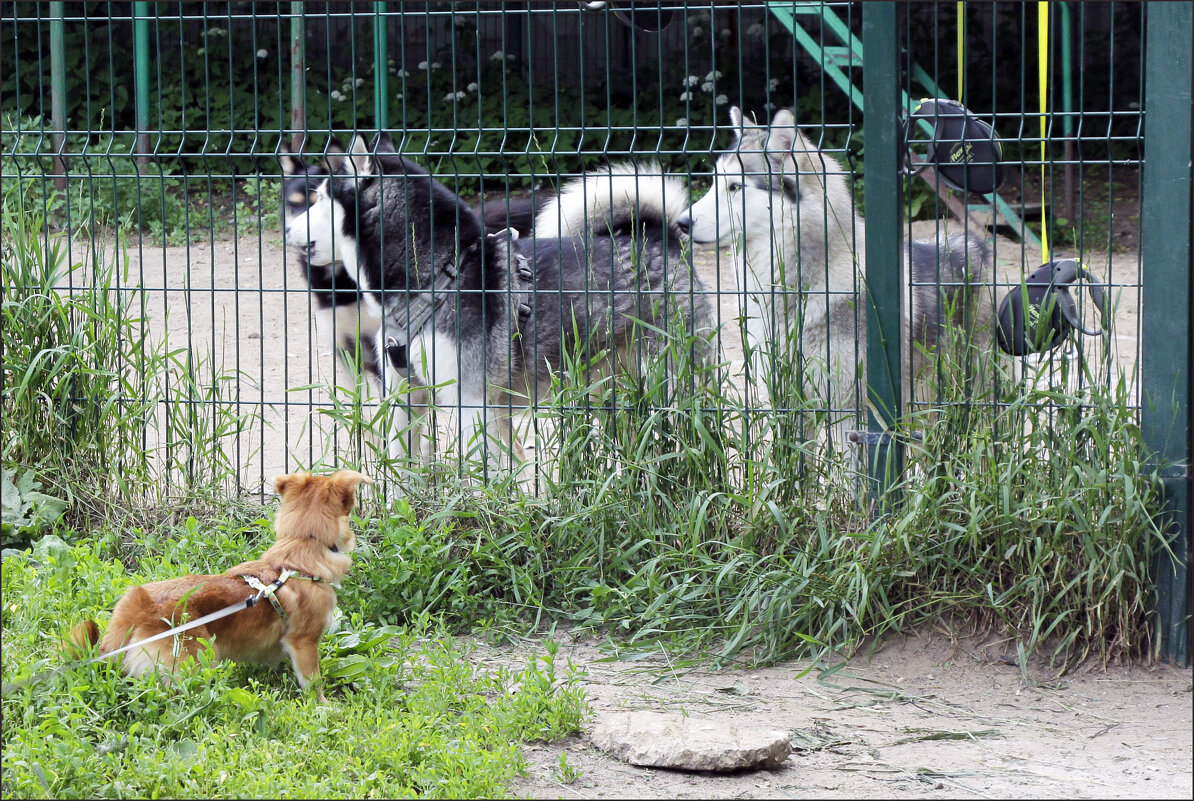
1038 1 1051 262
956 2 965 102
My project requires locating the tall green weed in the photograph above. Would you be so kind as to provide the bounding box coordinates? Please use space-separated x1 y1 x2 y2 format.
0 182 160 535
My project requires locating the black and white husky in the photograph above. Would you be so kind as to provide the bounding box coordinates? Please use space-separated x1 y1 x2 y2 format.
284 133 712 462
280 145 383 382
677 107 991 440
281 148 546 389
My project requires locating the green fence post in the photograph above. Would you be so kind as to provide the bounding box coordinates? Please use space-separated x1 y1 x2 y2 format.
48 1 66 194
860 1 903 506
133 0 150 170
290 1 306 153
374 1 389 132
1142 1 1192 667
1058 1 1076 221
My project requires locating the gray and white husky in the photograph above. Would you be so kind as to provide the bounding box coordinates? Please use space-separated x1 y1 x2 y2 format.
677 107 990 440
284 133 712 463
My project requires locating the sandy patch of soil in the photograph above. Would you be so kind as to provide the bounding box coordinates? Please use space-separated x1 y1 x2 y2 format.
483 630 1191 800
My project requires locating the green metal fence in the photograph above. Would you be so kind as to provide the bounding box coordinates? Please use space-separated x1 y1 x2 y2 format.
2 1 1189 663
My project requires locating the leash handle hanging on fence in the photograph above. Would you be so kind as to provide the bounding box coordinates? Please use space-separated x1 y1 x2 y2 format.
900 98 1004 195
580 1 674 32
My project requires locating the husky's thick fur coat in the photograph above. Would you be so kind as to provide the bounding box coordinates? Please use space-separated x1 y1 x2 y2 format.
678 107 990 439
285 134 712 461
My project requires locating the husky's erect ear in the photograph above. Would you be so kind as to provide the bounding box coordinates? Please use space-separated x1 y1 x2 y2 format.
729 105 745 133
766 109 798 154
759 110 802 203
279 150 303 176
324 138 346 172
770 108 796 128
728 106 751 148
347 133 374 178
372 132 396 153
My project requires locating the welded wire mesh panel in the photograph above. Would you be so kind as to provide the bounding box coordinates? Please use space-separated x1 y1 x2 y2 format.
0 0 1168 502
896 1 1146 406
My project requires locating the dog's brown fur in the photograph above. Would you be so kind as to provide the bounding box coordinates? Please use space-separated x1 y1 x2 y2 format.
68 470 371 700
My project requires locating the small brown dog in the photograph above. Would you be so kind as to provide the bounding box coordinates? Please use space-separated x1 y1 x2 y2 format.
69 470 371 700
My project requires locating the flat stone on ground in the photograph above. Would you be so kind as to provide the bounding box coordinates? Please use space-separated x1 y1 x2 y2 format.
590 710 792 772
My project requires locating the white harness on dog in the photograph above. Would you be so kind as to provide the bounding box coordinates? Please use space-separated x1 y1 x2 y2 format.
241 568 324 626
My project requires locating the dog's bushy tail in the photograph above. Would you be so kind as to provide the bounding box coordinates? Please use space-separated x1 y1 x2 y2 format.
533 161 689 239
907 231 993 347
63 619 101 659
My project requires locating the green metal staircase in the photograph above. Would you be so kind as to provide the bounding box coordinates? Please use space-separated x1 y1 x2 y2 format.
769 1 1040 248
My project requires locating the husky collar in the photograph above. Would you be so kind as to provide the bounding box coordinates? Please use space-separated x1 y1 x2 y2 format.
384 229 533 371
241 569 324 624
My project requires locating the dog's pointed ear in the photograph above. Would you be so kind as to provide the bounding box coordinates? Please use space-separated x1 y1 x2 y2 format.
274 473 296 498
372 131 396 153
728 106 747 142
348 133 374 178
279 150 302 176
771 108 796 129
766 109 798 154
335 469 373 489
325 138 346 172
332 470 373 511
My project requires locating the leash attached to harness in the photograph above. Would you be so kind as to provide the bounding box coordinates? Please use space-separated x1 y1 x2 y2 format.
241 568 323 625
996 258 1110 356
1 569 323 697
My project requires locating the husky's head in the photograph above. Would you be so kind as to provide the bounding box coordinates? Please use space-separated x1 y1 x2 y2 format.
677 107 843 247
279 140 344 230
283 134 390 271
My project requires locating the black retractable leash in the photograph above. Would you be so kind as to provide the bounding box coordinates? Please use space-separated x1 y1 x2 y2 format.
899 98 1111 356
996 258 1110 356
901 97 1005 195
580 1 675 32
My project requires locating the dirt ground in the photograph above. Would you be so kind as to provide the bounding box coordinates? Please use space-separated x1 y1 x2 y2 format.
484 629 1192 800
